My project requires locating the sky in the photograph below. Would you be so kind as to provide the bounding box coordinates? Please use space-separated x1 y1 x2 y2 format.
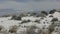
0 0 60 15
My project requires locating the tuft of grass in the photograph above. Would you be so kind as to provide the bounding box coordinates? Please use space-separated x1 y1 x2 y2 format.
9 25 18 33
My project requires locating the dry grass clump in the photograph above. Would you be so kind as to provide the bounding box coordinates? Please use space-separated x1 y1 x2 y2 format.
9 25 18 33
26 25 41 34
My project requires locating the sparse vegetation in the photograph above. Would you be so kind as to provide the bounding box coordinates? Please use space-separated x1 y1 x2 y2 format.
11 15 21 20
31 13 37 16
9 25 17 33
20 13 28 17
39 13 46 17
36 15 40 17
21 20 31 24
0 9 60 34
34 20 40 23
49 9 56 14
41 11 48 15
11 15 16 19
51 18 58 22
49 15 53 17
26 25 41 34
48 24 55 34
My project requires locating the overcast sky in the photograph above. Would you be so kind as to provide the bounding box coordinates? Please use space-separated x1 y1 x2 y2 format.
0 0 60 12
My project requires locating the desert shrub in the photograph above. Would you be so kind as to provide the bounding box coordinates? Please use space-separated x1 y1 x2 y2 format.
26 25 38 34
21 20 31 24
51 18 58 22
48 24 55 34
36 15 40 17
17 25 41 34
26 27 36 34
11 15 16 19
11 15 21 20
27 20 31 22
37 29 42 34
20 13 28 17
34 20 40 23
9 25 18 33
41 29 49 34
39 13 46 17
36 11 48 17
15 16 21 20
49 15 53 17
41 11 48 15
31 13 37 16
49 9 56 14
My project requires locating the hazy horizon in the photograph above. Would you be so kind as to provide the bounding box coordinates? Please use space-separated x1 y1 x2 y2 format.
0 0 60 15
